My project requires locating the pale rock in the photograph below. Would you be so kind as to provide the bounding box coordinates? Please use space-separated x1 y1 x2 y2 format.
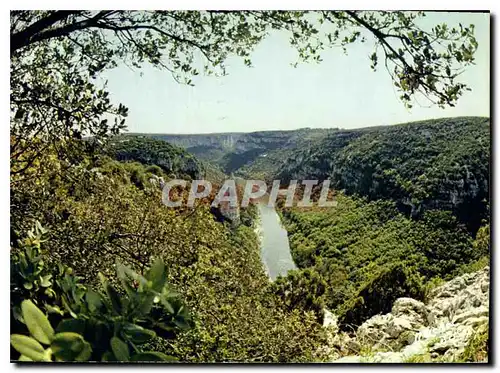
463 316 489 328
327 267 490 363
322 309 338 332
452 306 488 324
333 355 362 363
481 281 489 293
387 317 413 338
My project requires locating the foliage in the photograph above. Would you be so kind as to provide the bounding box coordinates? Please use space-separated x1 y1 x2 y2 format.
274 129 363 182
11 300 90 362
11 151 328 362
12 11 478 108
163 117 490 236
422 276 446 303
473 223 490 254
279 193 481 328
338 264 425 327
10 11 480 180
273 117 490 233
106 136 204 180
405 352 433 363
11 223 190 362
11 221 51 295
454 255 490 277
239 203 258 228
271 268 327 317
149 128 332 176
11 300 176 362
145 222 328 362
456 324 489 362
10 10 487 363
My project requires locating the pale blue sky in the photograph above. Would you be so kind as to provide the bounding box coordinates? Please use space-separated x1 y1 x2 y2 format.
102 11 489 134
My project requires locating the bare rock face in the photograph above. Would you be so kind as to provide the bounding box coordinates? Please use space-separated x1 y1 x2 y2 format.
329 267 489 363
392 298 429 325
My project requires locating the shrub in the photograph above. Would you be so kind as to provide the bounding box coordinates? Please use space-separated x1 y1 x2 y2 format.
11 223 191 362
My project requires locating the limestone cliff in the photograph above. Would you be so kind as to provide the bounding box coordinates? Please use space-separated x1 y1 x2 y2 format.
322 266 489 363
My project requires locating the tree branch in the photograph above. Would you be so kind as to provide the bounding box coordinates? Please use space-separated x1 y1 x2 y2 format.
11 11 114 53
10 11 79 52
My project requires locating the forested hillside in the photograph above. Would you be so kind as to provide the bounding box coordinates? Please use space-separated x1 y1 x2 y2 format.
140 128 333 174
106 136 205 180
152 117 489 233
277 193 489 329
10 147 327 362
276 117 490 233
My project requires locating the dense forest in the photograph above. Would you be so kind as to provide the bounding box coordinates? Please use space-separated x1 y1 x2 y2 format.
106 136 205 180
163 117 489 234
154 115 491 345
276 117 490 234
11 148 327 362
278 194 489 328
10 10 488 364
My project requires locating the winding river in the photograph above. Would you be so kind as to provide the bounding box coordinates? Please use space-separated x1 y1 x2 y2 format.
256 203 297 281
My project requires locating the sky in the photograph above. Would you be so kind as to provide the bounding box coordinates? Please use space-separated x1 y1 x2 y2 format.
101 11 490 134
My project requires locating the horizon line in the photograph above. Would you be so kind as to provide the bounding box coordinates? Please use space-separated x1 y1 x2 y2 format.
122 114 490 136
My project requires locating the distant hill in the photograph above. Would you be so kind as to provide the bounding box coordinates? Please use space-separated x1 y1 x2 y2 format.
274 117 490 233
106 136 205 180
132 128 335 174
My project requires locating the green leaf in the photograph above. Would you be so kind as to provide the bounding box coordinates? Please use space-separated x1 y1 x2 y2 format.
56 318 86 335
12 305 24 323
99 273 122 314
138 293 155 316
159 296 175 314
85 289 103 312
51 332 87 361
106 284 123 314
18 354 34 361
101 351 115 362
130 351 178 362
10 334 47 361
146 258 167 292
21 300 54 345
153 321 177 332
60 295 78 318
45 304 64 316
23 282 33 290
115 262 135 296
110 336 129 361
75 341 92 362
122 323 156 344
173 317 191 331
40 274 52 287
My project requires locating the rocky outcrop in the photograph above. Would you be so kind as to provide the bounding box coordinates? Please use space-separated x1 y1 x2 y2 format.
148 174 165 189
219 203 241 227
325 267 489 363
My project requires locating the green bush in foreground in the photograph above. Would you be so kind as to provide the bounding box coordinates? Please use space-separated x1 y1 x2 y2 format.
11 223 190 362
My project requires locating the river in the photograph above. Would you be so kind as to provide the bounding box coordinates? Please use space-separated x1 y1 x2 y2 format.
256 203 297 281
